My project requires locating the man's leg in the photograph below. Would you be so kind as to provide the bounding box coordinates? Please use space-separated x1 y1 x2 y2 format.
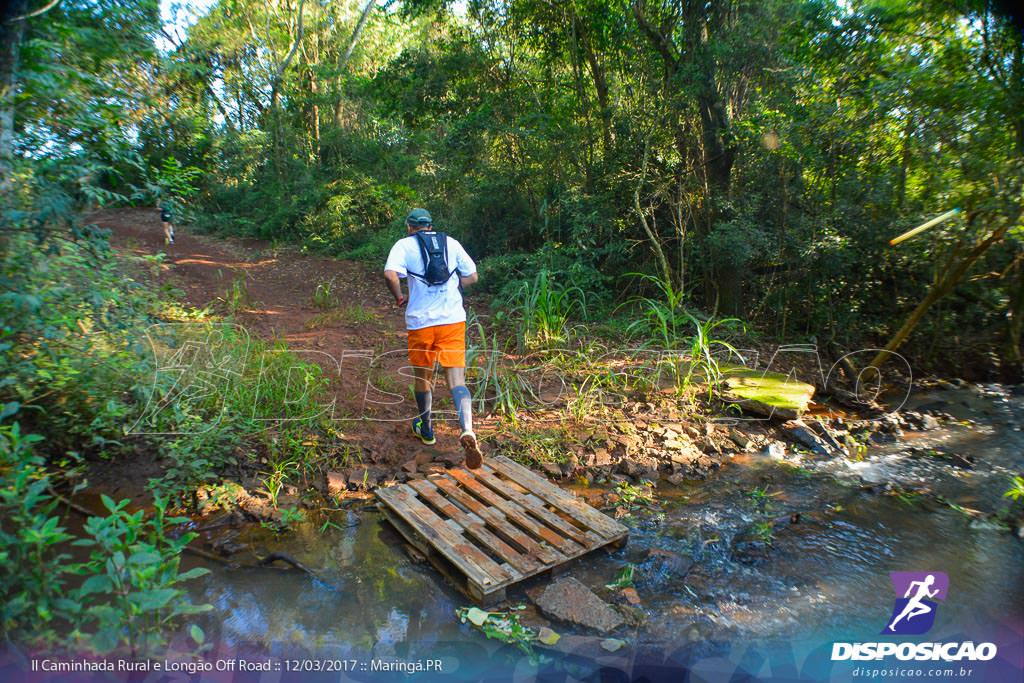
445 366 482 468
445 367 472 434
407 327 437 444
413 365 434 437
437 321 482 468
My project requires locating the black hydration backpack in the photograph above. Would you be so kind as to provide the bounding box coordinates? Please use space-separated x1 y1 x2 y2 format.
407 231 457 286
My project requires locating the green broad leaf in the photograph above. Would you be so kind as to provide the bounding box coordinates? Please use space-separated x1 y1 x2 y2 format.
190 624 205 645
177 603 214 615
176 567 211 581
0 401 20 420
79 574 113 596
128 551 162 566
600 638 626 652
100 494 117 513
54 598 81 614
130 588 178 612
91 627 120 654
536 626 561 645
465 607 490 626
87 605 119 624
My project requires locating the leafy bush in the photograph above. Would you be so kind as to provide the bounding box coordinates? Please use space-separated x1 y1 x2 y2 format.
0 423 74 643
72 495 212 654
0 424 211 652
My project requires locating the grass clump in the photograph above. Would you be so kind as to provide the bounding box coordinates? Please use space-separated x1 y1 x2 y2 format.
497 270 588 350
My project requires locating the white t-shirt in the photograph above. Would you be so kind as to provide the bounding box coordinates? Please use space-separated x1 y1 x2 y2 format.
384 232 477 330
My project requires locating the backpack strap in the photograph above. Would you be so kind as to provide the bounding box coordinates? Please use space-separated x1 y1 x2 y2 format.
405 231 431 280
405 231 457 283
437 231 460 281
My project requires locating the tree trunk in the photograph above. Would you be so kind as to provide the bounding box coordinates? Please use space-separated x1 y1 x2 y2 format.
579 28 612 154
333 0 375 127
0 0 29 198
636 143 673 287
694 53 739 314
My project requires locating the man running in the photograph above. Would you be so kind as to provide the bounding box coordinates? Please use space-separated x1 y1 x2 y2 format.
159 202 175 245
383 208 484 468
887 574 940 632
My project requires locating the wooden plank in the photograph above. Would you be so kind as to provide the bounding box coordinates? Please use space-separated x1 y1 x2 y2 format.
433 475 563 566
471 468 595 547
487 456 629 539
378 502 506 606
410 479 540 575
376 485 512 588
447 469 585 556
376 457 629 605
520 493 604 546
377 503 432 558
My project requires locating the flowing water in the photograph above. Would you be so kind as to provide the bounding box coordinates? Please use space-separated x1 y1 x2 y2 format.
184 385 1024 674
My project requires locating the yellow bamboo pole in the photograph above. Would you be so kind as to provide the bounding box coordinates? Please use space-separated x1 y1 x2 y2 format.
889 208 959 246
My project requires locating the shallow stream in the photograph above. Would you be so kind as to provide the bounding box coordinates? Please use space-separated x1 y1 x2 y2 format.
185 385 1024 675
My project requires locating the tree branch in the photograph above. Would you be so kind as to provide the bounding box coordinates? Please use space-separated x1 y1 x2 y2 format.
269 0 306 108
632 1 679 72
339 0 375 70
7 0 61 22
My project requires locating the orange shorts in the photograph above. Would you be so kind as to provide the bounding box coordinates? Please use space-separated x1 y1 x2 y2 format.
407 321 466 368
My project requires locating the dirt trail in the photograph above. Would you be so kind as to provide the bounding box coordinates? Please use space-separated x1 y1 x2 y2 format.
91 207 479 475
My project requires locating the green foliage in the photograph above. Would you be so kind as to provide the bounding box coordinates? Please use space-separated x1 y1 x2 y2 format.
1004 475 1024 503
132 157 203 223
605 564 636 590
72 494 212 654
681 314 745 399
498 270 589 350
466 315 537 422
751 520 776 545
0 425 210 650
159 0 1024 375
0 423 73 642
625 274 744 395
745 484 780 515
613 480 655 510
624 274 691 349
278 507 305 528
500 424 571 467
0 230 155 459
311 277 340 310
218 272 251 314
456 605 538 660
744 483 781 545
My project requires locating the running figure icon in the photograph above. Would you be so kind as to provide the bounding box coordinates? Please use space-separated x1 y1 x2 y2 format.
886 574 939 633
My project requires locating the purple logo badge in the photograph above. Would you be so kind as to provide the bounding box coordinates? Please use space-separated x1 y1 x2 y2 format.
883 571 949 635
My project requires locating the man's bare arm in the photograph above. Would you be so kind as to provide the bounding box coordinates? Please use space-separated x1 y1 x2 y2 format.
460 272 478 288
384 270 405 306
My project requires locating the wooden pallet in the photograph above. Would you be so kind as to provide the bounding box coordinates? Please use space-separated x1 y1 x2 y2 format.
376 455 629 604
